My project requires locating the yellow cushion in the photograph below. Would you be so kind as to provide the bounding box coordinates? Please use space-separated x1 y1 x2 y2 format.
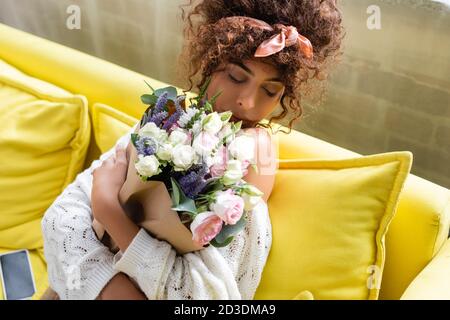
92 103 139 153
0 248 48 300
254 151 413 300
0 59 90 250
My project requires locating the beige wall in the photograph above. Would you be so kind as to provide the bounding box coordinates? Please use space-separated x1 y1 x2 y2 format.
1 0 449 188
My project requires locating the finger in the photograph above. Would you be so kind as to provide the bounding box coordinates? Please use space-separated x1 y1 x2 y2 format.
125 142 131 163
103 155 115 166
115 145 128 165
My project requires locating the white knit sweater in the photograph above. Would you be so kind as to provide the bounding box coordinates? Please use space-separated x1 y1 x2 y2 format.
41 124 273 300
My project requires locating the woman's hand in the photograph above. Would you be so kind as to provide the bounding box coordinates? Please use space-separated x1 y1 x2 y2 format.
91 144 129 225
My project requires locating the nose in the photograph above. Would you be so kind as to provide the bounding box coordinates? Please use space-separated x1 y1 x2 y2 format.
236 88 256 111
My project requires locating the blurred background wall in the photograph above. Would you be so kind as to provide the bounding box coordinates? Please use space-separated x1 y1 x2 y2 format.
0 0 449 188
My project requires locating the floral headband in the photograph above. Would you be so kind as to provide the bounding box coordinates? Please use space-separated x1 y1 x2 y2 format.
220 15 314 59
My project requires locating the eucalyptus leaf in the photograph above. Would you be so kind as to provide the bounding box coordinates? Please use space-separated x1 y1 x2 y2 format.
171 202 198 215
170 177 198 215
170 177 181 206
141 94 158 105
214 213 247 244
154 86 178 101
210 236 234 248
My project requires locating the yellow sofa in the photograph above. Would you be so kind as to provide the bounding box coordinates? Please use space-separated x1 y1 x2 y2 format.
0 23 449 300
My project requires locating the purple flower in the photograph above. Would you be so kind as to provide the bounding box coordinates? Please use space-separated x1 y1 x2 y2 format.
135 136 157 156
192 178 208 196
148 110 168 127
154 92 169 114
177 163 209 198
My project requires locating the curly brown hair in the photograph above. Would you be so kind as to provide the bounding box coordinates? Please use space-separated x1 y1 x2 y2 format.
177 0 345 133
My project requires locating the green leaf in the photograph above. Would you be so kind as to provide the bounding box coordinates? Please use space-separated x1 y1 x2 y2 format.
210 90 223 106
233 120 242 132
170 177 198 215
210 236 234 248
154 86 178 101
131 133 139 148
202 179 224 194
196 76 212 101
213 213 247 245
171 202 198 215
143 80 155 93
141 94 158 105
140 108 152 127
203 101 213 112
170 177 181 206
197 205 208 213
220 111 232 122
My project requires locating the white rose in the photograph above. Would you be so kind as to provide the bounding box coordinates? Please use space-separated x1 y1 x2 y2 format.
156 143 173 161
228 134 255 162
202 112 223 134
135 154 161 178
171 144 196 171
222 160 243 185
169 128 190 146
192 131 220 158
139 122 168 142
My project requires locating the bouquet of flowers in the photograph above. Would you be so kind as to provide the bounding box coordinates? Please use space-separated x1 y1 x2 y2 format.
92 79 264 254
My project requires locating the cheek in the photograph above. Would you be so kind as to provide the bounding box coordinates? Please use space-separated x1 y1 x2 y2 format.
251 98 279 119
208 75 236 111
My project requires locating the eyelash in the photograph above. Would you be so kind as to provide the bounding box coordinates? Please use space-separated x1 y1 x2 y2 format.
228 74 277 97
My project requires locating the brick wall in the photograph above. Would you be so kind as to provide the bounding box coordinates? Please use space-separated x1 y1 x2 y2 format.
0 0 449 188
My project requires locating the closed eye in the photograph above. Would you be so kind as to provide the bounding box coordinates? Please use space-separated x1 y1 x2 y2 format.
264 88 277 97
228 73 244 83
228 74 277 97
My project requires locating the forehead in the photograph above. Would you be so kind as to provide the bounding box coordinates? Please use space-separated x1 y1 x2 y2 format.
227 58 282 83
242 59 279 76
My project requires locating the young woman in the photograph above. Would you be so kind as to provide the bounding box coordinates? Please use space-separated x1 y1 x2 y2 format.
41 0 344 300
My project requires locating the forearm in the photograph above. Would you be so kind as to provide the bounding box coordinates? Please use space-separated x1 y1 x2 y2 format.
96 198 140 253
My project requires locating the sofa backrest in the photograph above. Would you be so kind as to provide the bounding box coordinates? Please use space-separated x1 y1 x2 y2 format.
1 23 449 299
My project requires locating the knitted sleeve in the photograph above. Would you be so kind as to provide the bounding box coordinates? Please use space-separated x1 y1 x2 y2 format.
113 199 272 300
41 123 139 299
42 121 273 300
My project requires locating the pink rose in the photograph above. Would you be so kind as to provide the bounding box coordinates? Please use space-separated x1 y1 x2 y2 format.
190 211 223 246
209 146 228 177
211 190 245 225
